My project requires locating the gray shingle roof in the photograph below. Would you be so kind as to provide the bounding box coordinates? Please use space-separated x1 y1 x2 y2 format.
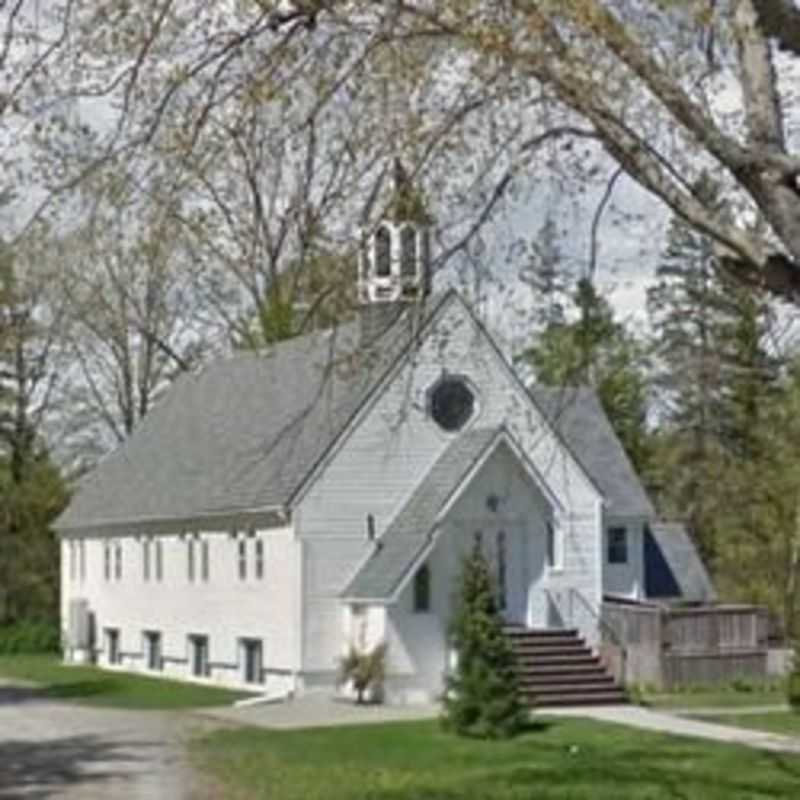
55 295 452 532
342 427 503 600
528 385 654 518
645 521 716 603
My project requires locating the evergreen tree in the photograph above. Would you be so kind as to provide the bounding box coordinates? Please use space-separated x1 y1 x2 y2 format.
233 247 355 349
442 544 527 739
647 178 778 564
0 247 69 624
518 278 651 474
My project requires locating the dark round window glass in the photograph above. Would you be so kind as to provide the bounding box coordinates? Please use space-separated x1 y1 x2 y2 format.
430 378 475 432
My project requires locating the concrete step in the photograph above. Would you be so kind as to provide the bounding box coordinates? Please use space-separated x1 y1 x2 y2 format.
511 642 592 658
519 674 617 690
516 652 601 667
528 690 628 707
509 637 588 651
504 627 578 639
505 626 628 708
519 662 609 676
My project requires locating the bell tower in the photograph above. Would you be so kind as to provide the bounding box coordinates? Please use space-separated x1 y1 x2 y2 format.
358 159 432 311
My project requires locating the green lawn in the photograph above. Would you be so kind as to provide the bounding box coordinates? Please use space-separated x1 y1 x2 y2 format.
0 654 250 709
694 712 800 737
641 688 786 710
192 718 800 800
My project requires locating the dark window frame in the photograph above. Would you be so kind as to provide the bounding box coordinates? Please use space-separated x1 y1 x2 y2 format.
413 563 431 613
428 376 476 433
607 526 629 565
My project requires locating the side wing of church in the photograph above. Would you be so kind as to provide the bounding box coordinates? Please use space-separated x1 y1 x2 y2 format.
55 166 699 704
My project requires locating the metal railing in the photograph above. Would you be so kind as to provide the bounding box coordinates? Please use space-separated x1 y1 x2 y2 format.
544 587 628 684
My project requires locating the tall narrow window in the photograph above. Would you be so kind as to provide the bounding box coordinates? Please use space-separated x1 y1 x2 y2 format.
255 539 264 580
189 634 210 678
142 539 151 582
473 530 483 553
79 539 86 582
413 563 431 612
238 539 247 580
608 527 628 564
144 631 162 671
497 531 507 610
375 224 392 277
546 521 555 568
241 638 263 684
420 229 431 273
201 539 210 582
106 628 121 666
155 539 163 582
400 226 417 278
104 541 111 581
69 541 76 581
187 538 195 582
114 541 122 581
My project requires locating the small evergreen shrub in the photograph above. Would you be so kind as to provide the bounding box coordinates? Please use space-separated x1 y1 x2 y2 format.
0 620 60 655
338 642 387 704
441 544 527 739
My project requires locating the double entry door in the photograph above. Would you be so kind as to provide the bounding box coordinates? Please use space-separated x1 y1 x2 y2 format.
473 525 527 624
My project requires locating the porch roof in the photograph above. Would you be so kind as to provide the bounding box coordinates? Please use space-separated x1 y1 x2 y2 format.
341 426 504 601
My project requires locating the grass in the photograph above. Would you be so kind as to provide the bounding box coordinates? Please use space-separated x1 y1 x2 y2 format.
191 717 800 800
693 712 800 737
0 654 251 710
639 687 786 710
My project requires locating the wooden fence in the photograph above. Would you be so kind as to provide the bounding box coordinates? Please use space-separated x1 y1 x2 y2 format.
600 601 768 689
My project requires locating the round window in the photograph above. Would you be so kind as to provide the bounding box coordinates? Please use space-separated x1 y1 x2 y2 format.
429 377 475 432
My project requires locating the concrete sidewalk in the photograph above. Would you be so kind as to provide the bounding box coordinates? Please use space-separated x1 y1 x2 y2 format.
547 704 800 755
667 704 789 716
196 692 439 730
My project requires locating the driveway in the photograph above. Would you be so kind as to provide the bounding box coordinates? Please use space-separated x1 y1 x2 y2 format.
0 682 212 800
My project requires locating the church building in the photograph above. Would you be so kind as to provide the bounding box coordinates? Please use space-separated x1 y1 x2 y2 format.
55 164 712 704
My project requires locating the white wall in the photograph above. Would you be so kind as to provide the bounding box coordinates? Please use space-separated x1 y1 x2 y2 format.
297 297 604 676
601 518 646 600
60 524 300 692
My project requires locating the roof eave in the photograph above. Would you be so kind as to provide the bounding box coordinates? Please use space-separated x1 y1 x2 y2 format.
53 504 290 537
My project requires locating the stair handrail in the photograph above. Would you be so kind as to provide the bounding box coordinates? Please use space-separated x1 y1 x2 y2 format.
567 588 627 685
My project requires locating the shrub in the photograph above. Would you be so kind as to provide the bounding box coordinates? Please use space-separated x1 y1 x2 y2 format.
338 642 387 704
0 619 60 655
441 544 527 739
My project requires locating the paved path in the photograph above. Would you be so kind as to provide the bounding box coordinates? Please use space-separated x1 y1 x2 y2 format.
547 704 800 754
0 683 207 800
667 703 789 716
198 691 439 730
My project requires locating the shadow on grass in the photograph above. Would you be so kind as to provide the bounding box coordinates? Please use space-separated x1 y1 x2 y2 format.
45 679 121 700
0 733 158 800
0 679 122 705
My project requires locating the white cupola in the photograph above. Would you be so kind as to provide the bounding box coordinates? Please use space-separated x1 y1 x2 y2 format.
358 159 432 306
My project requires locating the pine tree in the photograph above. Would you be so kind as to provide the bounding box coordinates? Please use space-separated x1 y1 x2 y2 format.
442 544 527 739
647 175 779 565
518 278 651 474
